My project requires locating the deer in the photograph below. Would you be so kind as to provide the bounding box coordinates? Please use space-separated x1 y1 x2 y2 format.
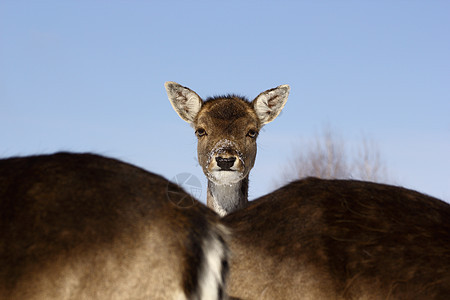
3 153 449 299
0 152 230 300
223 177 450 299
166 82 450 298
165 81 289 216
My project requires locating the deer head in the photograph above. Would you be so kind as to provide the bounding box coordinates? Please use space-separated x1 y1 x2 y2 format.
166 81 289 215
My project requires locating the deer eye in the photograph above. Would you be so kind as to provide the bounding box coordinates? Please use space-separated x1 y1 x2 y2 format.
246 129 257 138
195 128 207 137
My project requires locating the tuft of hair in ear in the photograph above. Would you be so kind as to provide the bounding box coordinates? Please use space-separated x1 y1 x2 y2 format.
165 81 203 124
252 84 290 125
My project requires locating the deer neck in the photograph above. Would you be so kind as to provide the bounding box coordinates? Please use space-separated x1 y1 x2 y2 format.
207 176 248 216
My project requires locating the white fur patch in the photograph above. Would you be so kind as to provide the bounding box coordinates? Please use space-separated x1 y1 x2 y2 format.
209 170 242 185
209 182 243 217
197 228 228 300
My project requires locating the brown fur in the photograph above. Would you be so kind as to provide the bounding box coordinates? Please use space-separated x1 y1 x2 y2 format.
196 97 259 214
3 153 449 299
223 178 450 299
0 153 229 300
166 82 289 215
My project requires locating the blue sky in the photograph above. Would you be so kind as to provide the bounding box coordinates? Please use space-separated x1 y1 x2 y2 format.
1 1 449 202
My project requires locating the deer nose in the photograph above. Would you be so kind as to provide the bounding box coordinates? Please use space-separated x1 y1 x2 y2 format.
215 156 236 170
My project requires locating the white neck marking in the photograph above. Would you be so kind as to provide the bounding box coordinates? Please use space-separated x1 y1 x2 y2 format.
208 180 245 216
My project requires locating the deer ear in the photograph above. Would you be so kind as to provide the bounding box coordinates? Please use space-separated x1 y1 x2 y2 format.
252 84 290 125
165 81 203 124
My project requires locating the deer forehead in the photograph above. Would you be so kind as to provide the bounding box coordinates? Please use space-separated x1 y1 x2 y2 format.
195 98 260 129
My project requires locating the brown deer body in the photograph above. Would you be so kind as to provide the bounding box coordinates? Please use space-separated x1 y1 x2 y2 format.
224 178 450 299
1 153 449 299
0 153 229 300
166 82 289 216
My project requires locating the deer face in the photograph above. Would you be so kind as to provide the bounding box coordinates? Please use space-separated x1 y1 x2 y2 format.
166 82 289 186
195 97 259 184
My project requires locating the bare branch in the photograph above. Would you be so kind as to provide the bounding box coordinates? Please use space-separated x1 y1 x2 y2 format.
282 126 390 184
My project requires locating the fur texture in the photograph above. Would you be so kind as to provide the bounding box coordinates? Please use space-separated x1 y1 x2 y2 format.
0 152 230 300
166 82 289 216
224 178 450 299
